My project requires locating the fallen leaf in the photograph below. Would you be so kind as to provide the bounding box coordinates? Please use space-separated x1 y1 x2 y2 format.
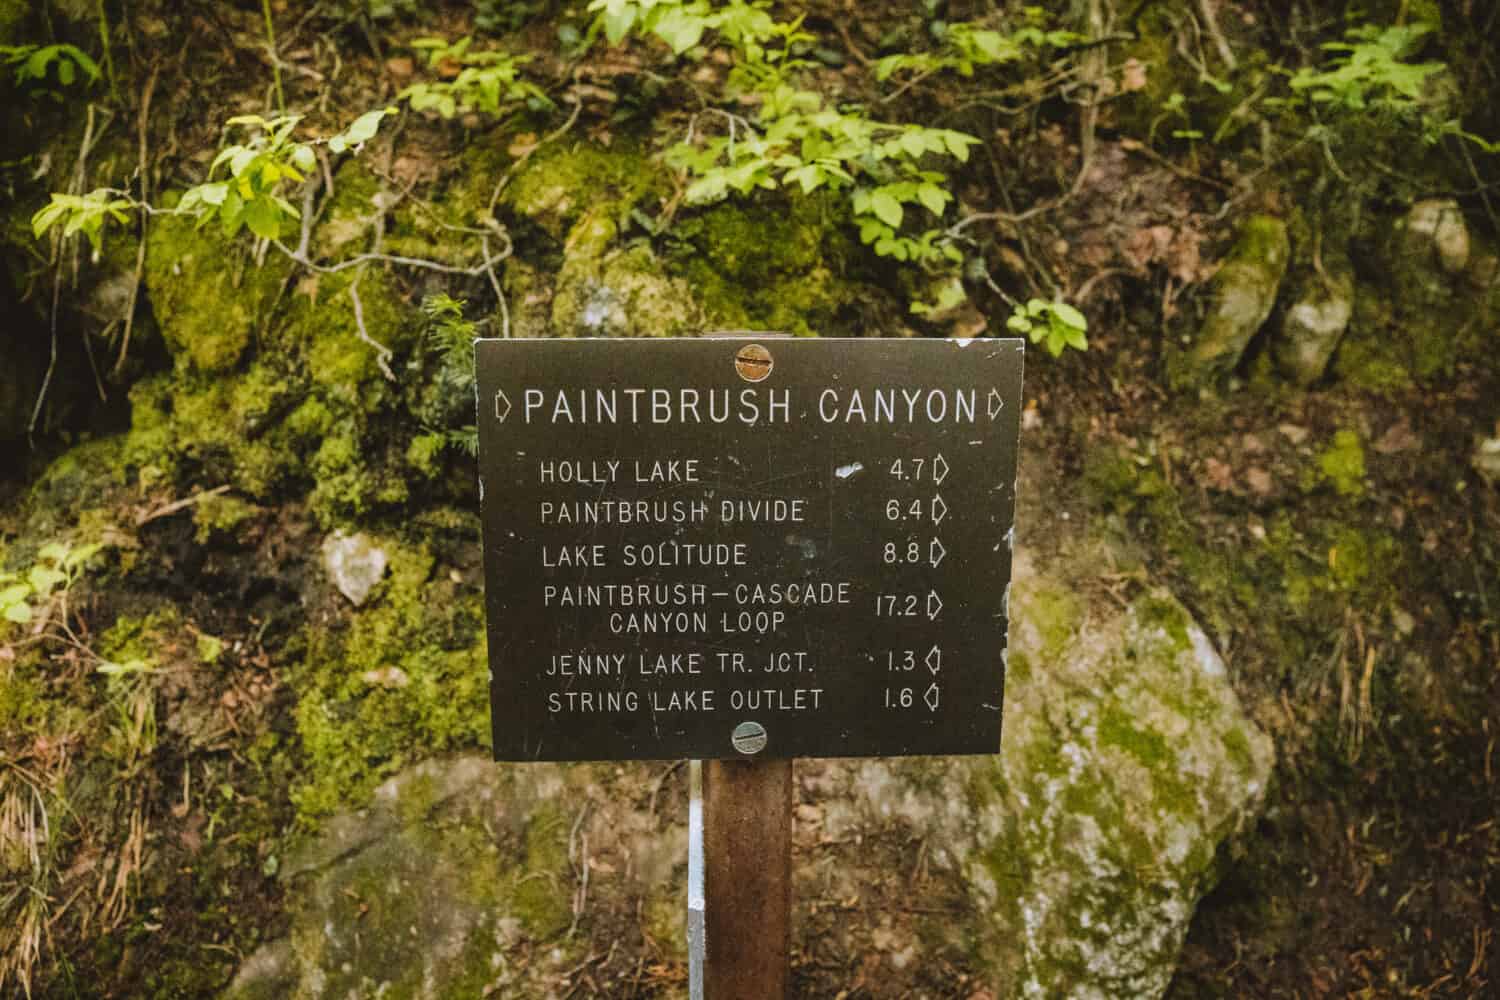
1374 420 1420 454
1246 467 1274 495
1278 423 1310 445
385 56 414 80
1120 57 1147 93
1202 457 1236 492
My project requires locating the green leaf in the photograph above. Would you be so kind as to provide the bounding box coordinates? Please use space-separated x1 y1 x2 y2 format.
916 183 949 216
1049 301 1086 330
62 543 103 569
38 542 68 562
27 566 65 593
3 601 31 624
603 5 637 44
869 190 903 228
243 197 285 240
0 583 32 607
654 7 707 54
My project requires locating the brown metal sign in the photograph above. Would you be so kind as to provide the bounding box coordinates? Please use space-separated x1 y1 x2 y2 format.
476 337 1023 761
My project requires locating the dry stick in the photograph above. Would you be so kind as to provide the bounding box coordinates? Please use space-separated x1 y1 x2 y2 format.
116 64 160 377
1196 0 1237 71
30 103 102 442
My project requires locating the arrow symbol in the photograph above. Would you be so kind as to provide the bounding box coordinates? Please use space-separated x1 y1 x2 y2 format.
931 494 948 525
926 591 943 620
924 645 942 675
987 388 1004 420
924 683 940 712
494 389 512 423
933 453 950 485
929 538 946 568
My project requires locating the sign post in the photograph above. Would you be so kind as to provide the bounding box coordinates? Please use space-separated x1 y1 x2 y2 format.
476 337 1023 995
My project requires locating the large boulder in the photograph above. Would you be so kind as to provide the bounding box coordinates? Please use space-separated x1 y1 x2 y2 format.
812 547 1273 997
226 538 1271 998
1172 215 1290 390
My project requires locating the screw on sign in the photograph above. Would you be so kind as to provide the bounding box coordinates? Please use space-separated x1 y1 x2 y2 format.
474 337 1023 997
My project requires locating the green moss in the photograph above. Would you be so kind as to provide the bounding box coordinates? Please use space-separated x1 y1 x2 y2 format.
669 196 858 335
1135 594 1192 651
193 493 259 543
1315 429 1366 497
276 269 414 403
503 140 668 237
289 540 488 822
511 804 572 937
144 204 291 373
1020 582 1082 663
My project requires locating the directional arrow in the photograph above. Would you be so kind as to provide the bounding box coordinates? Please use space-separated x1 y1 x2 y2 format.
987 388 1004 420
924 645 942 675
932 453 950 485
931 493 948 525
494 388 512 423
929 538 946 568
923 682 940 712
926 591 943 620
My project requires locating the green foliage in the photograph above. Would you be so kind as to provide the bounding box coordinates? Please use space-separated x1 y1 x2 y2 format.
596 0 979 272
0 42 99 94
417 294 478 457
1288 22 1444 114
29 190 132 251
1005 298 1088 356
1275 20 1494 152
400 36 550 119
874 13 1080 82
33 109 394 248
0 541 102 627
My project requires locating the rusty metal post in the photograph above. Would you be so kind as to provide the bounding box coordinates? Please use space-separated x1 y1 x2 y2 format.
703 758 793 999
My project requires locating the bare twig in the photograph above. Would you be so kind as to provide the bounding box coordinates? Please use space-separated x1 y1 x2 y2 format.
135 485 230 526
116 64 160 377
347 272 395 381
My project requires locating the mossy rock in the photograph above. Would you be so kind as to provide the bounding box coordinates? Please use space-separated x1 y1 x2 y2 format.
812 545 1274 998
144 205 292 373
288 536 488 821
668 196 862 336
501 140 668 239
1170 215 1290 391
226 758 680 999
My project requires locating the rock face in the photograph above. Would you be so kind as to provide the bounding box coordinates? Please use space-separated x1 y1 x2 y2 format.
1274 250 1355 387
1173 215 1290 389
228 540 1271 998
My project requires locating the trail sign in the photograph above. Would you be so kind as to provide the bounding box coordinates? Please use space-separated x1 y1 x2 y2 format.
476 338 1023 761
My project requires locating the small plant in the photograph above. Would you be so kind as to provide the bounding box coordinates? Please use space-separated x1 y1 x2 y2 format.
28 190 133 252
0 43 100 96
420 294 479 454
1288 22 1444 115
874 14 1080 83
1005 298 1088 356
33 108 394 246
0 542 103 628
400 36 550 119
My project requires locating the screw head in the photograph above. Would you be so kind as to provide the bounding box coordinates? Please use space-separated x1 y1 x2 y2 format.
734 343 773 382
731 721 767 755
